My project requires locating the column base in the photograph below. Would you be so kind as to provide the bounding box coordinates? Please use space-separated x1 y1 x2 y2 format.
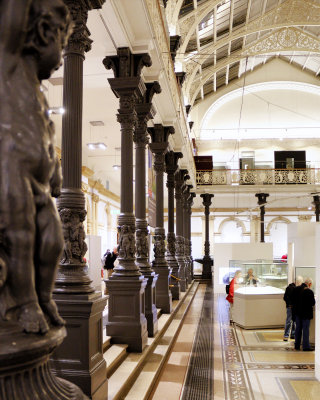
0 325 88 400
105 275 148 352
51 291 107 399
143 272 159 337
202 256 214 279
166 255 180 300
152 266 172 314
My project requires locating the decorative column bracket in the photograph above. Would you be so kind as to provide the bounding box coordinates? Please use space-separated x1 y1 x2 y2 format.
148 124 175 313
102 47 152 352
170 35 181 63
255 193 269 243
175 71 186 88
165 151 183 300
134 81 161 337
175 169 189 291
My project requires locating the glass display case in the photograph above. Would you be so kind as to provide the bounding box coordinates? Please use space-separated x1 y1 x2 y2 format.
228 259 288 290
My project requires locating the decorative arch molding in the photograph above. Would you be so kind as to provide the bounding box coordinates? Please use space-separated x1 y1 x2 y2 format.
200 81 320 137
188 27 320 103
265 216 291 235
165 0 185 32
217 217 248 236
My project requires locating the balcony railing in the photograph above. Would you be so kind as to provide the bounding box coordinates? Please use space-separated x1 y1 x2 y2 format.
196 168 320 186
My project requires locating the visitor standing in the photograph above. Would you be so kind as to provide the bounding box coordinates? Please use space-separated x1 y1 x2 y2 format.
294 277 315 351
226 270 242 323
283 276 303 341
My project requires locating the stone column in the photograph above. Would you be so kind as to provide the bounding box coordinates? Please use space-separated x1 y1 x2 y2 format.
52 1 108 398
102 48 151 352
188 192 196 279
165 151 183 300
148 125 175 313
200 194 214 279
255 193 269 243
313 195 320 222
182 182 191 285
134 81 161 337
175 169 188 291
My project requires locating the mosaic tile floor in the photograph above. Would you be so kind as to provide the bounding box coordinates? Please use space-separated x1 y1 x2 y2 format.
150 285 320 400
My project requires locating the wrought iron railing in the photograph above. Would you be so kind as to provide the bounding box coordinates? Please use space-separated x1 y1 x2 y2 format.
196 168 320 186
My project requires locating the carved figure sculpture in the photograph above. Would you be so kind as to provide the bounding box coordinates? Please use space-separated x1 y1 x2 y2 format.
0 0 72 334
119 225 135 259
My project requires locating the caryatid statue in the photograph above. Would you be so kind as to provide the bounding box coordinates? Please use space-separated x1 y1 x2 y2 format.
0 1 88 399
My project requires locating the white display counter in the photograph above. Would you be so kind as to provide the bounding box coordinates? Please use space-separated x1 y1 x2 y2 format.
233 286 286 329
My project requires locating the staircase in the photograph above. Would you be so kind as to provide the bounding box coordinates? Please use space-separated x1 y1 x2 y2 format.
102 281 199 400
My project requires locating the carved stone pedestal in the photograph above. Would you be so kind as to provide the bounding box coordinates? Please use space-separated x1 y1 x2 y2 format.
153 227 172 314
141 273 158 337
51 293 107 400
105 276 148 352
0 325 87 400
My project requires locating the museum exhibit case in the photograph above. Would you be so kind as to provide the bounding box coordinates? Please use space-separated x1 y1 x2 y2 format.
229 260 288 329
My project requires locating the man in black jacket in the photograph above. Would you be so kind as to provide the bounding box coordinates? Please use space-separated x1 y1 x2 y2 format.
104 247 118 278
294 278 315 351
283 277 299 340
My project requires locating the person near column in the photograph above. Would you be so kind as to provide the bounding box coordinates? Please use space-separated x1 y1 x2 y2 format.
104 247 118 278
226 270 242 323
283 276 303 341
294 277 315 351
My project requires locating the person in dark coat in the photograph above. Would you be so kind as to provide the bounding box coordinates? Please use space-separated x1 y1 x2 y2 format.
283 276 302 341
294 278 315 351
104 247 118 278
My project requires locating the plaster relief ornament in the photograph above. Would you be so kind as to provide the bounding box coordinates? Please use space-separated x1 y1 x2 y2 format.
0 0 72 334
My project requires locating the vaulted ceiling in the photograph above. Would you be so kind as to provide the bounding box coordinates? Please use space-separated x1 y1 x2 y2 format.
165 0 320 106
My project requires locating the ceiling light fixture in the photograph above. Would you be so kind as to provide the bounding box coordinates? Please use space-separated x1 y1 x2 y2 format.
87 142 107 150
112 164 121 170
48 107 65 115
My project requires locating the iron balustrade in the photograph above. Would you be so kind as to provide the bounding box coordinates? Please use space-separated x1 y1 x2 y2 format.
196 168 320 186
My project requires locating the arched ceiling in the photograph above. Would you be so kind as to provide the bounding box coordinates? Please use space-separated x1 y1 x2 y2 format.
165 0 320 106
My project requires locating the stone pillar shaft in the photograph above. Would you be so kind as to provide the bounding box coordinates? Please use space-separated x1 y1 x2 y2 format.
255 193 269 243
165 151 183 300
200 194 214 279
148 125 174 313
134 82 161 337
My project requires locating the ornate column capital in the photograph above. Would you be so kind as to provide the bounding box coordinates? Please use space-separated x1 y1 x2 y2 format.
148 124 175 172
255 192 269 205
175 168 188 198
165 151 183 188
63 0 105 56
200 193 214 211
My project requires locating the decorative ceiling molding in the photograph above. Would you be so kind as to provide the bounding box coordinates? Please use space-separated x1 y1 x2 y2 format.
188 27 320 104
165 0 185 32
183 0 320 91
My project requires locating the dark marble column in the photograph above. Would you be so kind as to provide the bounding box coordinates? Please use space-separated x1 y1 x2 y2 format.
134 81 161 337
51 1 108 398
165 151 183 300
200 194 214 279
184 185 193 284
175 169 188 291
102 48 152 352
313 195 320 222
182 179 191 286
188 192 196 279
148 124 175 313
255 193 269 243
